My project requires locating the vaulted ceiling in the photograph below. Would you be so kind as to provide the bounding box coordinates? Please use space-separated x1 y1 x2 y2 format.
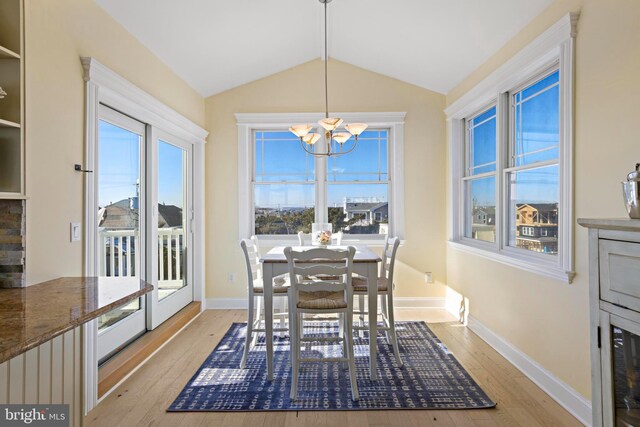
95 0 553 97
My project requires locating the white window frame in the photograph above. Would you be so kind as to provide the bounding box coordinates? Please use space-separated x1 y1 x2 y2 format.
445 13 578 283
236 112 406 245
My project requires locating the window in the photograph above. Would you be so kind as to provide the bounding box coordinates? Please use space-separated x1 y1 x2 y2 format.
464 105 496 243
446 13 576 283
253 130 315 235
507 70 559 255
237 112 406 242
328 130 389 235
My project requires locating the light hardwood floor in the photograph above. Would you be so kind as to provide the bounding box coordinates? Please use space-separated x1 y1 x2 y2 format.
85 309 583 427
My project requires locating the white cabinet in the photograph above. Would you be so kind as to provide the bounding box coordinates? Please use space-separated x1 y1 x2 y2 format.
579 219 640 427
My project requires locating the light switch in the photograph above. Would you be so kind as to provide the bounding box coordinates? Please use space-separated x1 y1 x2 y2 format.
70 222 81 242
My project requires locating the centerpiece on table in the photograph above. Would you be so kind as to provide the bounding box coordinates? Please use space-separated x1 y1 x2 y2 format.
311 223 332 247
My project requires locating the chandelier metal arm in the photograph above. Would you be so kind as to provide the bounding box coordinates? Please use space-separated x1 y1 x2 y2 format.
298 136 359 158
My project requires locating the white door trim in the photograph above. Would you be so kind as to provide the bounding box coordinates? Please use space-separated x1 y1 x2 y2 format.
82 57 208 413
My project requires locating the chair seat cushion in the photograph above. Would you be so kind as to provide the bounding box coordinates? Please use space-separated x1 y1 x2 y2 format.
297 291 347 310
253 275 289 294
352 276 389 292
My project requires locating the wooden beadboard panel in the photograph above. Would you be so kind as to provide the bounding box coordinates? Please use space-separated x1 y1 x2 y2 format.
0 326 83 427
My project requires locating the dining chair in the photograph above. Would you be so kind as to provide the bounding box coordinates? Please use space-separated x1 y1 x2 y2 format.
239 236 289 369
297 231 306 246
285 246 359 401
352 236 403 367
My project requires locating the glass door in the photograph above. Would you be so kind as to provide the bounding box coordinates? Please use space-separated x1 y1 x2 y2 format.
96 105 147 362
147 129 194 329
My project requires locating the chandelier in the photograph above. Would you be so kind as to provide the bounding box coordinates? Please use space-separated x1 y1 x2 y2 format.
289 0 367 157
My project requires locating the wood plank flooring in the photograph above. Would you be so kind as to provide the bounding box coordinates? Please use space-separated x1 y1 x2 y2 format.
85 309 583 427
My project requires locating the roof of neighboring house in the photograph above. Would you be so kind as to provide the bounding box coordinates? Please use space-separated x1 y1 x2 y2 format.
345 202 388 212
99 199 139 229
516 203 558 212
473 206 496 215
99 199 182 229
158 204 183 228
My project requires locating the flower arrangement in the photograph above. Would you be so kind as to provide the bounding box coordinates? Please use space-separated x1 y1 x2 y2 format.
314 230 332 246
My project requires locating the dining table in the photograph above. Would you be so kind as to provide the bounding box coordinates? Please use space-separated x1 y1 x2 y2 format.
260 244 382 381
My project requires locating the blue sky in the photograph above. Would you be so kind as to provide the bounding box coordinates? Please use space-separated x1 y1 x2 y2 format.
98 121 184 208
470 70 560 207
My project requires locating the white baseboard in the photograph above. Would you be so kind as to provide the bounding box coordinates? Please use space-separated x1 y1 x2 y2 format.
393 297 445 309
467 315 591 426
205 298 248 309
205 296 446 311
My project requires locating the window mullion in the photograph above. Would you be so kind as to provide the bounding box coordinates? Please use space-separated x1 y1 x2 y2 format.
497 92 509 251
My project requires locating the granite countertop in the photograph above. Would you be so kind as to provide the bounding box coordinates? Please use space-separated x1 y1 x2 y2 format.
0 277 153 363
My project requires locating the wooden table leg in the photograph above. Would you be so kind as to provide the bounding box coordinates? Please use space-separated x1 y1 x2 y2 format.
262 262 274 381
367 261 378 380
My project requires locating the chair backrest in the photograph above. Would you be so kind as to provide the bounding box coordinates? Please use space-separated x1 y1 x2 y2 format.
284 246 356 308
297 231 306 246
332 231 343 245
381 237 400 287
240 236 262 294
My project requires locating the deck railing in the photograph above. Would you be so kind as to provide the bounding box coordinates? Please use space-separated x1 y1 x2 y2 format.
98 228 185 280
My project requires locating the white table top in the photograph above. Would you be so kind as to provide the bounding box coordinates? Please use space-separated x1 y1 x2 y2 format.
260 245 381 263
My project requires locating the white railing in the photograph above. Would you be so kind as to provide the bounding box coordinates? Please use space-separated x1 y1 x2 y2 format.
98 228 185 281
158 228 185 281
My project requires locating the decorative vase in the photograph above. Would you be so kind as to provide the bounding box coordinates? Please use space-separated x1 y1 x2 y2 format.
311 223 332 246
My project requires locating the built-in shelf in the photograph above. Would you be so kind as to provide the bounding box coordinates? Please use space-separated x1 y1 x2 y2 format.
0 118 20 128
0 193 27 200
0 45 19 60
0 0 24 197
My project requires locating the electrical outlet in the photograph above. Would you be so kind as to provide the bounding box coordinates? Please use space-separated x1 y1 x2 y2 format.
228 272 236 283
424 272 433 284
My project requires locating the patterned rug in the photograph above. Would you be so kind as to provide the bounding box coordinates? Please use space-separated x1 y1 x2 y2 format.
168 321 495 412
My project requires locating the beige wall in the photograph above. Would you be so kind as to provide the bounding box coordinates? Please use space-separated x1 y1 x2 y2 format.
205 59 447 300
24 0 205 284
445 0 640 399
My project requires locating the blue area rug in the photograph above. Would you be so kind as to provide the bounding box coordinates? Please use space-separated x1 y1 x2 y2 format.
168 321 495 411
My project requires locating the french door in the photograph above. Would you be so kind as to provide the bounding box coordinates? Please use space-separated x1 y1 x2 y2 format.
95 106 194 361
147 129 193 329
96 105 147 361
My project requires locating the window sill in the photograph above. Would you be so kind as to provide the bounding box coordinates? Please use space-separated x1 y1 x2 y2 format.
447 240 575 284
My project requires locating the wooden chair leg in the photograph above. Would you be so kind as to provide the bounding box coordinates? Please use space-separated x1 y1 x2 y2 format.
240 294 254 369
386 291 403 367
358 294 365 338
380 294 391 344
289 298 299 400
339 313 347 369
251 296 261 347
345 309 359 401
278 297 287 336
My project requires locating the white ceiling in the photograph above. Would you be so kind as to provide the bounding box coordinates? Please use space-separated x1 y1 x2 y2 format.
95 0 553 97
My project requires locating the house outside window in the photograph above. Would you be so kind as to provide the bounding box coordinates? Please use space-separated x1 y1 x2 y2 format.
446 13 576 283
237 112 406 243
